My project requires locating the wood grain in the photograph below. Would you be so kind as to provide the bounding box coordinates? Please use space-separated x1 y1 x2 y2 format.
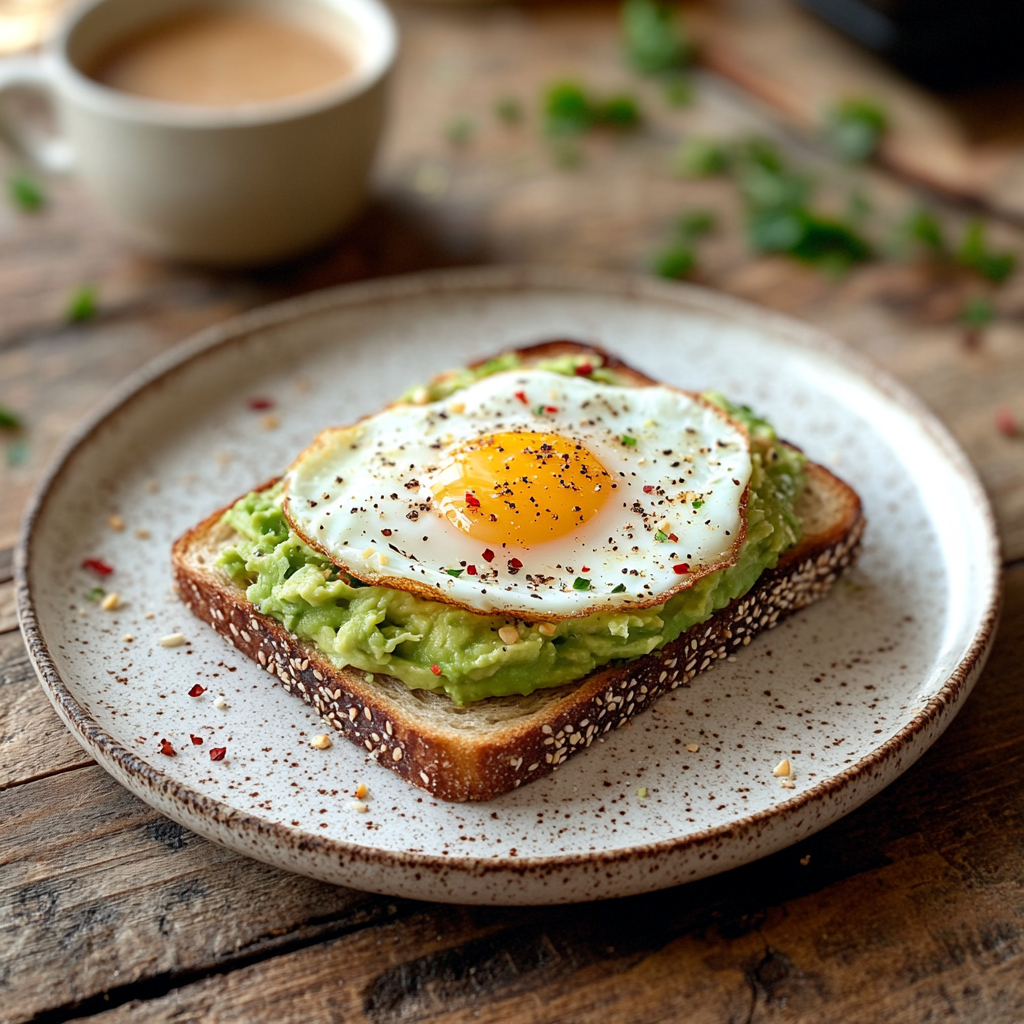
0 566 1019 1023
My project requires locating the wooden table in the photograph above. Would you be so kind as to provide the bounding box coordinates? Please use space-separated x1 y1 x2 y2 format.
3 3 1024 1021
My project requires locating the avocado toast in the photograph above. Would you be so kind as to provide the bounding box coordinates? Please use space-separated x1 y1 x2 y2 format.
172 341 864 801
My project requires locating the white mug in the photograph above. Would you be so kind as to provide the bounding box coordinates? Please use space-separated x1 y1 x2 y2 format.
0 0 397 266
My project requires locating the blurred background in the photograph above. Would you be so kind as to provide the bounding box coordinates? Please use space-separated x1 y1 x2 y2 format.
1 0 1023 554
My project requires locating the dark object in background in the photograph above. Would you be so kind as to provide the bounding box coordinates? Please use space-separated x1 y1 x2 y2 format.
797 0 1024 91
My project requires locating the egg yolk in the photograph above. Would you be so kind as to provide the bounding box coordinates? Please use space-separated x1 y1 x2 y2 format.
430 430 612 547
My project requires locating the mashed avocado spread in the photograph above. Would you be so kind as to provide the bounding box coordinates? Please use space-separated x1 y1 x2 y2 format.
216 355 805 705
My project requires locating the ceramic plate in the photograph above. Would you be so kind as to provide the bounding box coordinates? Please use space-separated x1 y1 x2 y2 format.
18 267 999 905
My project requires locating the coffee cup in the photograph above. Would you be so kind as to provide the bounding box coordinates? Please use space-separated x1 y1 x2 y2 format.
0 0 397 266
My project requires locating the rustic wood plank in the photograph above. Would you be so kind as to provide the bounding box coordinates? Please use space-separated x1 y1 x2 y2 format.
0 764 391 1024
0 579 15 634
2 564 1012 1024
0 627 94 790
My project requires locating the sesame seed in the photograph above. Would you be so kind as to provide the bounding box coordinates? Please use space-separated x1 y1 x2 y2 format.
158 633 185 648
214 696 229 710
637 787 648 798
108 515 125 531
348 800 369 813
123 634 134 642
360 546 375 559
685 743 699 753
100 592 121 611
773 758 791 777
537 622 556 637
356 783 368 798
780 779 796 789
310 734 332 749
392 747 403 762
498 625 520 645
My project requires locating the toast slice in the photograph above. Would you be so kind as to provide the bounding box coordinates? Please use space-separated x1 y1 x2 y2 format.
171 344 865 802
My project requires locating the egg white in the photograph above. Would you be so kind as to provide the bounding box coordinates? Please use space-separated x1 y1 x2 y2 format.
282 370 751 618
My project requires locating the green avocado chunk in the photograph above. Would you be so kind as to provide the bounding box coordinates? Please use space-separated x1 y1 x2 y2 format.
216 357 805 705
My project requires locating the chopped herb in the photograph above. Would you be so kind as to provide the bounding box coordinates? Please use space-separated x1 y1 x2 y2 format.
446 568 464 577
67 285 98 323
621 434 637 447
445 116 475 146
85 586 105 602
652 242 695 280
495 95 523 125
573 577 592 591
823 97 888 163
652 208 716 280
543 81 641 138
621 0 691 75
692 498 703 509
672 137 731 178
0 405 21 431
534 405 546 416
958 219 1016 284
655 530 668 542
611 582 627 593
662 75 694 107
905 207 945 252
8 172 45 212
961 296 995 329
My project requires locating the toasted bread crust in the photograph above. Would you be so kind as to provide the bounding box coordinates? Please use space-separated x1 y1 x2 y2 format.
171 343 865 802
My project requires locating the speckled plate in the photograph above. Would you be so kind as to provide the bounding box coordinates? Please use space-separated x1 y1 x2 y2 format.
17 267 1000 905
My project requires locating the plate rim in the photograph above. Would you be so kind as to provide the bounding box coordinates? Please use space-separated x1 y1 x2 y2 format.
15 264 1003 884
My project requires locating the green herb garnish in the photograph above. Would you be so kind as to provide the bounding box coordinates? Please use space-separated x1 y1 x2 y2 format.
652 208 717 279
621 434 637 447
735 139 871 272
0 405 21 431
8 172 45 213
823 97 888 163
692 498 703 509
611 583 627 593
66 286 98 323
958 219 1016 284
543 81 641 138
622 0 691 75
573 577 592 591
85 587 106 602
672 137 731 178
654 530 668 542
446 568 464 578
961 296 995 329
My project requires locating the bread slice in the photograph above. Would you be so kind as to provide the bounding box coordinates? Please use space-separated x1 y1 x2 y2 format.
171 345 865 802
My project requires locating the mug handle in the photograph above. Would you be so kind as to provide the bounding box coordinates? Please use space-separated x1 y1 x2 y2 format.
0 56 73 172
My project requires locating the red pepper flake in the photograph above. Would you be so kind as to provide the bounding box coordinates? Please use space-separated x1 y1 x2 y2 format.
209 747 227 762
247 396 275 411
509 557 523 568
81 558 114 576
545 405 558 414
581 565 590 573
190 734 204 745
466 564 477 575
514 390 528 404
431 664 442 676
188 684 205 697
669 533 679 543
381 528 392 537
158 739 176 756
465 491 481 508
575 363 593 376
482 548 495 562
642 485 655 494
673 563 690 575
996 407 1019 437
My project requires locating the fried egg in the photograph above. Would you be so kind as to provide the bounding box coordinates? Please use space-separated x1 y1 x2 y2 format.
282 369 751 618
